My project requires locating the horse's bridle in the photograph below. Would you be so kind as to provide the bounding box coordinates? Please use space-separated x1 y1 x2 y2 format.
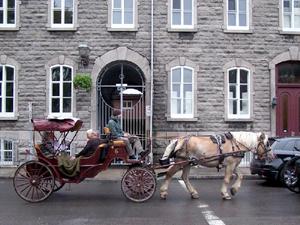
256 140 272 160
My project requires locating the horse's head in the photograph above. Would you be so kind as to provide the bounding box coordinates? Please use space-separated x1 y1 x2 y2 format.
256 132 274 160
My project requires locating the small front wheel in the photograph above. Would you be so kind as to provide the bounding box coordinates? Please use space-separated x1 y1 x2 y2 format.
283 159 300 193
13 161 55 202
121 167 156 203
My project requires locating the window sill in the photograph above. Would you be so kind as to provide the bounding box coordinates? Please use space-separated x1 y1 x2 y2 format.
107 27 138 32
167 27 197 33
279 30 300 35
223 29 253 34
0 116 18 121
225 118 253 122
167 117 198 122
47 27 78 32
0 27 19 31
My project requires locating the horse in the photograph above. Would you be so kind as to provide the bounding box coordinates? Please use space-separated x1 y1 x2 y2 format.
159 132 273 200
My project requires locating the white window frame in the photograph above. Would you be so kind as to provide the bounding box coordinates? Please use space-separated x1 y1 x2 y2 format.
49 65 73 118
51 0 74 28
170 66 194 119
111 0 135 29
227 67 251 119
281 0 300 32
171 0 194 29
0 0 20 30
0 139 14 166
0 64 15 118
226 0 249 31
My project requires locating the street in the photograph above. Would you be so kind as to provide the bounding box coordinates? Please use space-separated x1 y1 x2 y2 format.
1 178 300 225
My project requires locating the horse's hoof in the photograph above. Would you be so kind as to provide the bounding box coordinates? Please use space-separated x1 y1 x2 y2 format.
230 188 237 196
191 193 199 199
160 192 168 200
222 194 231 200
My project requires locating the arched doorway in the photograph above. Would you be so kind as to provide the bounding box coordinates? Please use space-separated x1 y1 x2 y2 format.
97 61 146 144
276 61 300 136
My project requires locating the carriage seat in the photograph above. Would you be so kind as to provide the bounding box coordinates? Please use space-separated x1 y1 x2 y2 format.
103 127 126 147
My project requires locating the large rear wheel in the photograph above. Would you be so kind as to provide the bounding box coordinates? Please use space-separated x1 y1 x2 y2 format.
121 167 156 203
283 159 300 193
13 161 55 202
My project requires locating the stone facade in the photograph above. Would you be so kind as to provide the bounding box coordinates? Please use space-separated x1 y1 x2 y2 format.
1 0 300 165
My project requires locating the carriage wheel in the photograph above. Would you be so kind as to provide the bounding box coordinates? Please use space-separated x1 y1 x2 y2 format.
13 161 55 202
53 180 65 192
283 160 300 193
121 167 156 203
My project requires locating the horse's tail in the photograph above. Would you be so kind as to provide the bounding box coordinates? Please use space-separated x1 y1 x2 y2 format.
161 139 178 159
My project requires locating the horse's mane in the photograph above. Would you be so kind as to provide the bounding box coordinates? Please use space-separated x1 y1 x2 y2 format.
230 132 262 149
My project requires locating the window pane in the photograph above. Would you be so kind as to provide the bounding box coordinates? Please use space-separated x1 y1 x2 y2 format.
6 98 13 112
229 99 237 114
124 0 133 9
240 85 248 99
54 0 61 8
229 70 237 83
239 0 246 11
52 84 60 96
229 85 236 98
63 83 71 97
172 12 181 25
0 84 2 95
52 98 60 113
239 13 246 26
65 0 73 8
0 67 2 81
4 140 12 150
0 98 2 112
284 15 291 28
0 0 3 7
6 83 13 97
52 67 60 81
295 15 300 28
4 151 12 161
184 84 192 96
240 100 248 114
228 13 236 26
183 68 192 82
63 67 72 81
7 9 15 24
295 0 300 9
229 0 236 10
124 11 133 24
53 10 62 24
6 67 14 80
284 0 291 12
184 0 192 10
240 69 248 83
64 9 73 24
114 0 121 8
63 98 71 112
184 99 192 114
184 12 192 25
173 0 180 9
172 84 181 97
172 68 181 82
172 99 181 114
113 11 121 24
7 0 15 8
0 11 3 24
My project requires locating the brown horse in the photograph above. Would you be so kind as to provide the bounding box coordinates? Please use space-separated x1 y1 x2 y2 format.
160 132 273 200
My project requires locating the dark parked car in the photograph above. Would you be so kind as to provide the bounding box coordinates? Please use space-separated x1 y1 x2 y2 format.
250 137 300 183
282 155 300 193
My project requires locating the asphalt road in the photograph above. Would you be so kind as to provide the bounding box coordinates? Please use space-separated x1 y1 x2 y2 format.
1 178 300 225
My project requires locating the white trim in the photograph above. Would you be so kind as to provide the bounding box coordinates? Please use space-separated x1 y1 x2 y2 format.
170 66 194 119
170 0 194 29
48 65 73 117
226 0 249 30
111 0 135 29
0 139 14 165
227 67 251 119
281 0 300 32
0 0 19 29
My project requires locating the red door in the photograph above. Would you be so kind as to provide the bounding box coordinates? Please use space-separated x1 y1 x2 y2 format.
276 61 300 137
276 88 300 136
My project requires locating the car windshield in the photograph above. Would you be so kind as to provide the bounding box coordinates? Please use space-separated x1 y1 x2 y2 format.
272 139 295 151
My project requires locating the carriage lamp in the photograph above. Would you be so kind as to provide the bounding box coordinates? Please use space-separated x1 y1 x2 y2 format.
271 97 277 108
78 44 90 66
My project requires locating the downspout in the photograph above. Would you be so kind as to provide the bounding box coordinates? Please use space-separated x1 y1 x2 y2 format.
150 0 154 161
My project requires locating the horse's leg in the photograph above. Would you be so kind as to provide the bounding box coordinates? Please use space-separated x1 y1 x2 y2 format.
230 160 243 196
181 164 199 199
220 162 235 200
160 164 181 200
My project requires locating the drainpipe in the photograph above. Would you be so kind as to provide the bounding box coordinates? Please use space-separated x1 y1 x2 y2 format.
150 0 154 161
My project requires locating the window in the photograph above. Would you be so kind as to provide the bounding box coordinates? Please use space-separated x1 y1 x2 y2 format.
0 139 13 165
227 68 250 119
168 0 196 31
282 0 300 31
111 0 135 29
0 65 15 118
0 0 20 30
170 66 194 118
48 0 78 30
49 65 73 117
226 0 249 30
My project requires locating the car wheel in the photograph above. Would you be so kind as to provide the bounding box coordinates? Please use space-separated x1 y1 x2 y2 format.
282 160 300 193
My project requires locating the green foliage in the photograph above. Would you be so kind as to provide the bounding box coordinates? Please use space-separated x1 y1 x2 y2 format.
73 73 92 92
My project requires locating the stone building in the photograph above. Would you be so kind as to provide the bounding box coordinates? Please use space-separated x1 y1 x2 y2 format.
1 0 300 167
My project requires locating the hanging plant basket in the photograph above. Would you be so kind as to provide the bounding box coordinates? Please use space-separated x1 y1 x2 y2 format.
73 73 92 92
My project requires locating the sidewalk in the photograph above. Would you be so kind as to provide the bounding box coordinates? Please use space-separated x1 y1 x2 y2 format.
0 165 257 180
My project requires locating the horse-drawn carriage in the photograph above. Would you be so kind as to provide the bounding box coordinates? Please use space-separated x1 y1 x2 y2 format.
13 118 156 203
13 118 273 203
